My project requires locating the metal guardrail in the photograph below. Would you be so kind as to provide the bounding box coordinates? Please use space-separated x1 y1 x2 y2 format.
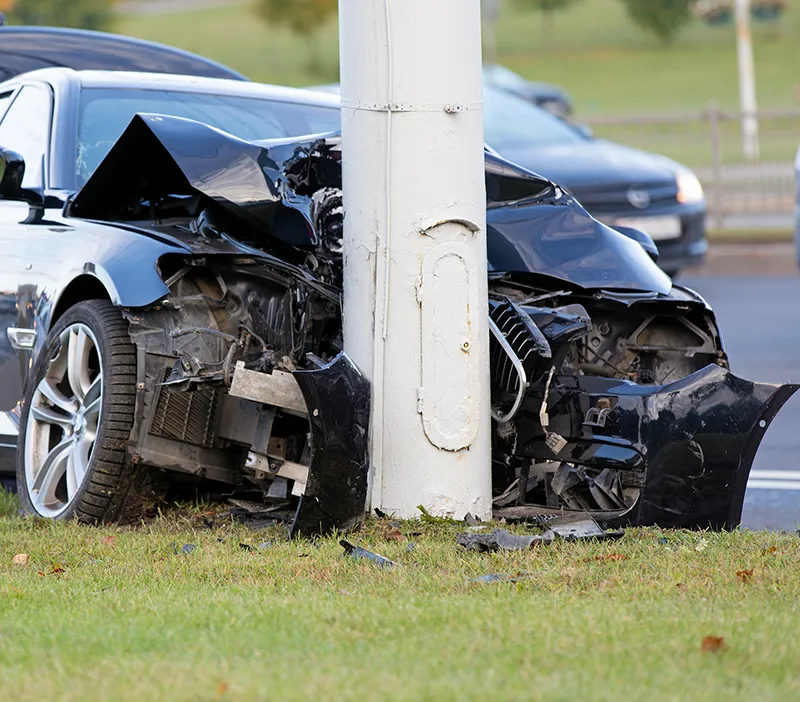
581 105 800 230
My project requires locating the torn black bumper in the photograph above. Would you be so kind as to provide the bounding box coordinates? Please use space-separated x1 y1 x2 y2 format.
500 364 798 530
290 353 371 538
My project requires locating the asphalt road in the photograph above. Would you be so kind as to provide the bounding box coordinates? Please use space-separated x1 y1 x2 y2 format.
682 260 800 531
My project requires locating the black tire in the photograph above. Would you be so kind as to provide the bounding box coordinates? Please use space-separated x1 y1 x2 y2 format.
16 300 140 522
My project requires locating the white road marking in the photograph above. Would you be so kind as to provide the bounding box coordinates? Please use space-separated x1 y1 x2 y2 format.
747 480 800 491
750 470 800 481
747 470 800 491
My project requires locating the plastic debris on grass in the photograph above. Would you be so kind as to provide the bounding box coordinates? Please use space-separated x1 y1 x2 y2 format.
340 540 397 568
457 514 624 552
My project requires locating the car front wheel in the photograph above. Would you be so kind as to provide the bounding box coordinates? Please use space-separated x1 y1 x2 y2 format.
17 300 139 522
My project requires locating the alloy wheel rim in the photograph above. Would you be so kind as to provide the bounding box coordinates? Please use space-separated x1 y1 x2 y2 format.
24 323 103 517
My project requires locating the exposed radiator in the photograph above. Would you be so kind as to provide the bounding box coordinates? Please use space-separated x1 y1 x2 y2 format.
149 379 220 447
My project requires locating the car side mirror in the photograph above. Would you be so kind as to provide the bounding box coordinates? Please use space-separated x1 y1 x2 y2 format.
614 225 659 263
0 147 43 205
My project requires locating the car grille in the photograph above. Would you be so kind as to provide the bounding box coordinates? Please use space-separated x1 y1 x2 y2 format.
489 301 542 394
149 379 220 447
571 181 678 215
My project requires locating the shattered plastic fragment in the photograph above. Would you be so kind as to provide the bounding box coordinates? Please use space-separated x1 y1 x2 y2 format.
457 528 552 552
544 513 623 541
458 516 623 552
340 540 397 568
471 572 536 584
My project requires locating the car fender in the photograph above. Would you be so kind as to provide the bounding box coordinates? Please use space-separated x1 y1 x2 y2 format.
20 218 189 365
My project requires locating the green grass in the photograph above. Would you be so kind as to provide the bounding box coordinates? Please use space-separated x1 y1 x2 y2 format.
707 227 792 241
114 0 800 117
2 493 800 701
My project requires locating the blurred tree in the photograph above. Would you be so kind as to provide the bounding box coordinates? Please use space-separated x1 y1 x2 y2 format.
620 0 694 44
8 0 115 31
510 0 584 42
255 0 337 75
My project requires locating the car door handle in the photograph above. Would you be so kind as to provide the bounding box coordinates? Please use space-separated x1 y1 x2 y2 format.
7 328 35 350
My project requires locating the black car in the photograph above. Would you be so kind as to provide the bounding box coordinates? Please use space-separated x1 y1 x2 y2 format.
483 87 708 277
0 67 791 536
0 25 246 80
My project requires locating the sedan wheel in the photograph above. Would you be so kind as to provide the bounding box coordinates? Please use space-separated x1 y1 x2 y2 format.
17 300 139 522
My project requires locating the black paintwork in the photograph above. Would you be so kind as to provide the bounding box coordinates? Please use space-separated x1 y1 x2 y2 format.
71 113 672 295
291 353 370 538
508 365 796 529
0 27 245 81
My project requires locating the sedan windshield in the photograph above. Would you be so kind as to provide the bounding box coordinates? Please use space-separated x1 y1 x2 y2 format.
77 87 341 184
483 87 584 151
76 85 581 186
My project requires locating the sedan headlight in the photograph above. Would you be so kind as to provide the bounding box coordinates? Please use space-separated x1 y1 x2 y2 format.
676 170 704 204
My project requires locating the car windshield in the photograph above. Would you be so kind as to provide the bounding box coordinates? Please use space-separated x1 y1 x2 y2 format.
483 87 584 150
76 87 342 184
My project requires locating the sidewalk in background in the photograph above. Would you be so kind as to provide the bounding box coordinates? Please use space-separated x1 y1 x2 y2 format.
686 242 797 277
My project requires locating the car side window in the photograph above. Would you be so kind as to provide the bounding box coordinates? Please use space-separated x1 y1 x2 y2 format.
0 91 14 123
0 85 51 190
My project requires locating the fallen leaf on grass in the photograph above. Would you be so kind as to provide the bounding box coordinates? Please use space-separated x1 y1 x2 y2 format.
676 582 686 590
11 553 28 565
216 682 229 697
38 564 66 576
382 526 406 542
736 568 754 583
102 536 117 547
765 546 778 554
701 635 726 653
591 553 628 562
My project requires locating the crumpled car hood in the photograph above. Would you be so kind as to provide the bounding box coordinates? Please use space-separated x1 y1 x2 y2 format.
69 112 671 295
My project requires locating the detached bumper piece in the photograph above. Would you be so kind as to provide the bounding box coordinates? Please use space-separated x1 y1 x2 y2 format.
490 302 798 530
290 353 371 538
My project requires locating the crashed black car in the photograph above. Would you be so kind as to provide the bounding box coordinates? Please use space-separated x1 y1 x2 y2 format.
0 69 793 535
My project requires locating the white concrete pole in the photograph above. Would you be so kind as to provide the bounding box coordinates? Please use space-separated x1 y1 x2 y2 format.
735 0 759 160
339 0 492 519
